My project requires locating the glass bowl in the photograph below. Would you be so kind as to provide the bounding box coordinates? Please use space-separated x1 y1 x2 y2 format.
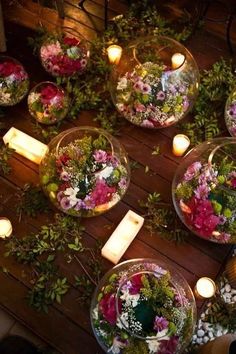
27 81 70 125
90 258 196 354
109 36 199 129
39 126 130 217
0 55 29 106
39 34 89 77
172 138 236 243
225 89 236 137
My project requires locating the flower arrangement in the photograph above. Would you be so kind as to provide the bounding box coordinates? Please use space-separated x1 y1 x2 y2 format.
39 128 130 217
225 90 236 137
113 61 195 129
39 35 89 77
91 260 195 354
28 82 70 124
174 154 236 243
0 56 29 106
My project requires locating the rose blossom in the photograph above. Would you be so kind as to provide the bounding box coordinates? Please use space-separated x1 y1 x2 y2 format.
128 273 143 295
99 293 121 325
41 85 59 105
154 316 169 332
93 149 107 163
40 42 62 61
63 36 80 46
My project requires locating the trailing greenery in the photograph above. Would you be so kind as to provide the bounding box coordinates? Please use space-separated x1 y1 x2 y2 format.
139 192 188 243
181 59 236 144
4 214 103 312
16 183 50 220
0 143 14 175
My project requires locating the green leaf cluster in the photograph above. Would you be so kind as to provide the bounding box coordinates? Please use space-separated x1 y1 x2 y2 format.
0 143 14 175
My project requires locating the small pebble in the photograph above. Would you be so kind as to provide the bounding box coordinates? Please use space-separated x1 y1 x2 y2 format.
209 332 213 338
192 335 197 341
203 336 209 343
225 284 231 292
197 338 203 344
197 329 204 337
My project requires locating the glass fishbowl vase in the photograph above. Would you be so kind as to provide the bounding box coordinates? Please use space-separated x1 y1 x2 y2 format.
225 89 236 137
91 258 196 354
0 56 29 106
39 33 90 77
27 81 70 125
39 126 130 217
172 138 236 243
109 36 199 129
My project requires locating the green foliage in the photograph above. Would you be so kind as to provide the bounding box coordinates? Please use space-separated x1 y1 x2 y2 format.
139 192 188 243
175 182 194 200
181 59 236 144
123 339 149 354
0 143 14 175
16 183 50 220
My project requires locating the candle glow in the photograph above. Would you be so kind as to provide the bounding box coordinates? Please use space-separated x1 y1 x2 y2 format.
101 210 144 264
171 53 185 70
172 134 190 157
107 45 122 65
3 127 48 164
195 277 216 299
0 217 12 238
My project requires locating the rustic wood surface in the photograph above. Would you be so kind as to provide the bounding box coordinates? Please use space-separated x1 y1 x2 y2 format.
0 1 236 353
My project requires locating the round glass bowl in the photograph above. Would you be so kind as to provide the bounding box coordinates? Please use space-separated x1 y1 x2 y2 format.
39 34 89 77
0 56 29 106
27 81 70 125
225 90 236 137
90 258 196 354
39 126 130 217
109 36 199 129
172 138 236 243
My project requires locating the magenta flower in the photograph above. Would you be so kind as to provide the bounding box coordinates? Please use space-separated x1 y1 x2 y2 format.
93 149 107 163
159 336 179 354
128 274 143 295
90 179 116 205
142 83 152 94
156 91 165 100
153 316 169 332
183 162 202 181
99 293 121 325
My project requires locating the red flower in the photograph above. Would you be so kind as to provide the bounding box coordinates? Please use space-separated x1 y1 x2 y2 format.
99 293 121 325
129 274 143 295
63 37 80 46
0 61 25 79
56 154 71 170
41 84 59 104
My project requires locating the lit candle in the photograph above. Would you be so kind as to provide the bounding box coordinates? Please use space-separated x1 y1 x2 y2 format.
101 210 144 264
0 217 13 238
171 53 185 70
107 45 122 65
172 134 190 157
3 127 48 164
194 277 216 299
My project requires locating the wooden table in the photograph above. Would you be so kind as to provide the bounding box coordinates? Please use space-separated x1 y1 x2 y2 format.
0 20 234 354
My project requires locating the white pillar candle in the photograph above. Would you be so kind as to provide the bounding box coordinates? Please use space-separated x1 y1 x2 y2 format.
107 45 122 65
171 53 185 70
172 134 190 157
101 210 144 264
3 127 48 164
195 277 216 299
0 217 12 238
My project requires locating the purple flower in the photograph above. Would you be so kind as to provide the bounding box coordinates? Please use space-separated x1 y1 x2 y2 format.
174 293 188 307
183 162 202 181
74 199 85 211
57 191 64 202
183 96 189 111
159 336 179 354
218 215 227 225
133 81 143 91
93 149 107 163
194 183 210 199
118 177 127 190
156 91 165 100
142 83 151 94
229 103 236 117
60 197 71 210
153 316 169 332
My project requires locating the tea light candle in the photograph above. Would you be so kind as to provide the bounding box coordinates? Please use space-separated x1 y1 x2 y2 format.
101 210 144 264
172 134 190 157
195 277 216 299
171 53 185 70
107 45 122 65
3 127 48 164
0 217 12 238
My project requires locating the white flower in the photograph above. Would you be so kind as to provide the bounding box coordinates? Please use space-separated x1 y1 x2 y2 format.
117 77 128 90
67 46 79 58
120 288 140 307
28 92 41 104
146 329 170 354
92 306 99 320
116 312 129 330
64 187 80 207
96 166 114 179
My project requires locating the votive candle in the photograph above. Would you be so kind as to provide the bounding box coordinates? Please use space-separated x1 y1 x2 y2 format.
194 277 216 299
107 45 122 65
0 217 13 238
172 134 190 157
171 53 185 70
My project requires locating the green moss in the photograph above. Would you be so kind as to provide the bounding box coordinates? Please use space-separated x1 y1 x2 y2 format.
175 183 193 200
123 339 149 354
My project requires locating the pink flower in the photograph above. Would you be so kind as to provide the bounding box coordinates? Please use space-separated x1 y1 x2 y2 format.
90 179 116 205
99 293 121 325
153 316 169 332
156 91 165 100
128 273 143 295
142 83 151 94
135 103 146 112
93 150 107 163
133 81 143 91
40 42 62 61
60 197 71 210
194 183 210 199
183 162 202 181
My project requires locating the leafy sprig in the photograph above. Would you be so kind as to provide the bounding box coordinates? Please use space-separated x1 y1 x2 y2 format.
139 192 188 243
0 143 14 175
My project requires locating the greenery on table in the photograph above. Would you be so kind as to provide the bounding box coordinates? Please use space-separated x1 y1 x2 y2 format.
139 192 188 243
182 59 236 144
0 143 14 175
4 214 103 312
